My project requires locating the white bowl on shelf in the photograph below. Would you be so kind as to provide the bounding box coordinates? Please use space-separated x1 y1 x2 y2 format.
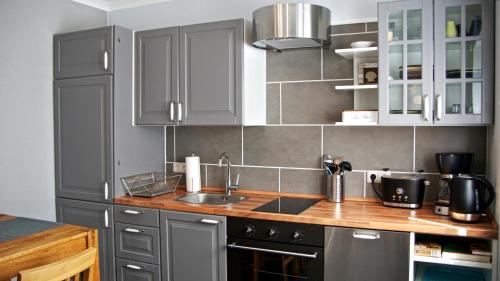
350 41 375 48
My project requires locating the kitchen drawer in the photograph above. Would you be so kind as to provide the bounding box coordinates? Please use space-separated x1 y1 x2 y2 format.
116 258 160 281
114 205 159 227
115 223 160 264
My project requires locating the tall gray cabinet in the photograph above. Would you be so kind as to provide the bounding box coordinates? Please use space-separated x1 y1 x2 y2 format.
160 211 227 281
54 26 164 281
378 0 494 125
134 19 266 126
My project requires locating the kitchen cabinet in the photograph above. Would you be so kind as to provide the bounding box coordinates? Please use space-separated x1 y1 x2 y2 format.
54 26 114 79
54 76 113 203
116 258 161 281
378 0 494 125
115 222 160 264
134 27 179 125
134 19 266 126
325 227 410 281
56 198 115 281
160 210 227 281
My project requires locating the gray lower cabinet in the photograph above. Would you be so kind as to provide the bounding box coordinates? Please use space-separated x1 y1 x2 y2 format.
325 227 410 281
54 75 113 203
179 19 243 125
160 210 227 281
56 198 115 281
116 258 161 281
134 27 179 125
54 26 113 79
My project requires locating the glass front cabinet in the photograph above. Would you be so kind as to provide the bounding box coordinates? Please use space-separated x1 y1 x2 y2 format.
378 0 494 125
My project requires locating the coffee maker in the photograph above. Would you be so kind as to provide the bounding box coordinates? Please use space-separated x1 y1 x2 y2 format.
434 153 474 215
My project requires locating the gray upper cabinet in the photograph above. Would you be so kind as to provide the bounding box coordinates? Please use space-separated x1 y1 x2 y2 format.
433 0 494 125
54 26 113 79
56 198 115 281
179 20 243 125
54 75 113 203
134 27 179 125
160 211 227 281
378 0 434 125
378 0 494 125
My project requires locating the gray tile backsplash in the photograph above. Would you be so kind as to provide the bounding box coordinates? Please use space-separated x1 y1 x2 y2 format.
165 22 488 200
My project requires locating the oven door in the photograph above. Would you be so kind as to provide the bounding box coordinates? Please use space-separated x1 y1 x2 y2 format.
227 237 323 281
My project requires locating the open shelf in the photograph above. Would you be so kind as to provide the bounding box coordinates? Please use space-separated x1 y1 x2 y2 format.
335 47 378 59
413 255 492 269
335 121 378 126
335 84 378 90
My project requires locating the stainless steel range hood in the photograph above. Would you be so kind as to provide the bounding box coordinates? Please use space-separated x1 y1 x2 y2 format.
252 3 331 51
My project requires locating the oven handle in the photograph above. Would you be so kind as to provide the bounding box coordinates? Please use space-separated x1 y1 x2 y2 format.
227 242 318 259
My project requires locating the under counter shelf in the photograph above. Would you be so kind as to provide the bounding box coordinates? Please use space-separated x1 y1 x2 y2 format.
335 84 378 90
413 255 492 269
334 47 378 59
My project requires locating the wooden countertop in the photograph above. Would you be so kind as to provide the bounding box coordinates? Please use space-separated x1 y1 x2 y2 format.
114 187 498 239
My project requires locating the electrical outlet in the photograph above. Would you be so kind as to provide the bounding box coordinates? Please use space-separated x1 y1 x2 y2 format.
366 170 392 184
173 162 186 173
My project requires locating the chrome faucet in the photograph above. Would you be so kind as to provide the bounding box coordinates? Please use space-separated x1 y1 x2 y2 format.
218 152 239 196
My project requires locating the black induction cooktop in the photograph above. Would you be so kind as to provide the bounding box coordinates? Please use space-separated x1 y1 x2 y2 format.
252 197 321 215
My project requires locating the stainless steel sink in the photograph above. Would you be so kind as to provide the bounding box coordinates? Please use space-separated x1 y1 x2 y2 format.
176 193 246 205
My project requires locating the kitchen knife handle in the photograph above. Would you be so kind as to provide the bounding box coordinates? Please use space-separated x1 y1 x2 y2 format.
103 51 108 70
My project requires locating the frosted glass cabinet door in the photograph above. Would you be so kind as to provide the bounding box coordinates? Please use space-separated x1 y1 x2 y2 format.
434 0 494 124
378 0 433 125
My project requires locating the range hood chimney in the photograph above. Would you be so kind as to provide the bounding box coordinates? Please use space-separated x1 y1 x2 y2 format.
252 3 331 51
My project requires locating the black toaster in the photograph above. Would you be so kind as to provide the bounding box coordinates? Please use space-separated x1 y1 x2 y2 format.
381 176 426 209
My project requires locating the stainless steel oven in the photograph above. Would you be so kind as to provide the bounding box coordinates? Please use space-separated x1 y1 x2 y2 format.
227 217 324 281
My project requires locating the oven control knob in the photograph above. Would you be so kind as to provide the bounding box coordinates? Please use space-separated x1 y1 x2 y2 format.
244 224 256 236
292 231 304 241
268 227 279 238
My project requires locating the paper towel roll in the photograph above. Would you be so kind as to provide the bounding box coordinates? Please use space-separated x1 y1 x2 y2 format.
185 154 201 192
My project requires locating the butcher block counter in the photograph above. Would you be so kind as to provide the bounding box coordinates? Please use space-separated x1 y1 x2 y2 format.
114 187 498 239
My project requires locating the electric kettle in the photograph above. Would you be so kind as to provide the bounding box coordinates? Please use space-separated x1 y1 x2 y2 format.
449 175 495 222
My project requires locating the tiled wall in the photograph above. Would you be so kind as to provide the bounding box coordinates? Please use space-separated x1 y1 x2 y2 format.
166 22 487 201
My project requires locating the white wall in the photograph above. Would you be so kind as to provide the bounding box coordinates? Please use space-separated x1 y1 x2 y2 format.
0 0 106 221
108 0 380 31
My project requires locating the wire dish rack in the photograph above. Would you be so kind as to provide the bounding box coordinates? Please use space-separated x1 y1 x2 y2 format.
121 172 182 198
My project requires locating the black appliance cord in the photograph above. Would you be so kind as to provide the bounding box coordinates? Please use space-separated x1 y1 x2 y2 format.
370 174 384 201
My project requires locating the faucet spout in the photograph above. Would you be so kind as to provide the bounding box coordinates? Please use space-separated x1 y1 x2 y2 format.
217 152 238 195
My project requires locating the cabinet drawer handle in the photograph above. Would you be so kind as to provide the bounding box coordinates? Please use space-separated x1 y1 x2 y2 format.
177 102 183 122
103 51 109 70
436 95 443 121
423 95 430 121
200 218 221 225
123 209 143 215
125 264 142 270
124 228 144 233
104 209 109 228
104 181 109 200
352 229 380 240
169 102 175 121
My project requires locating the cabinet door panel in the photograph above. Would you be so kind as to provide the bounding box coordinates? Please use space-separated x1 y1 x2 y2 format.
115 223 160 264
179 19 243 125
54 76 113 203
116 258 160 281
135 27 178 125
160 211 226 281
56 199 115 281
54 26 113 78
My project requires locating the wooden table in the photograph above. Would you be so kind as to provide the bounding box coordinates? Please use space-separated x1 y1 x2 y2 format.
0 214 100 281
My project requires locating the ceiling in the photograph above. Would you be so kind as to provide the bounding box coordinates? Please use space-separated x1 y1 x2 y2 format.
72 0 173 11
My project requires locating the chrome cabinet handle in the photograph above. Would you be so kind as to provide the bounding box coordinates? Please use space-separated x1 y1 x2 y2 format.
104 181 109 200
200 218 221 225
227 243 318 259
177 102 183 122
124 228 143 233
103 51 108 70
125 264 142 270
423 95 430 121
123 209 143 215
169 102 175 121
104 209 109 228
352 229 380 240
436 95 443 121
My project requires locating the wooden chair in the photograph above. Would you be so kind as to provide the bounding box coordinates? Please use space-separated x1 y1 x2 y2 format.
17 247 97 281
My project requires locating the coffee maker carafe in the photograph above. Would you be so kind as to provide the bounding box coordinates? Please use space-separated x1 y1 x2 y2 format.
434 153 474 215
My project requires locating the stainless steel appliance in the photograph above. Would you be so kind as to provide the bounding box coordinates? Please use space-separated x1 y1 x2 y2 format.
449 175 495 222
252 3 331 51
373 175 427 209
323 155 352 203
227 217 324 281
434 153 474 215
227 197 323 280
